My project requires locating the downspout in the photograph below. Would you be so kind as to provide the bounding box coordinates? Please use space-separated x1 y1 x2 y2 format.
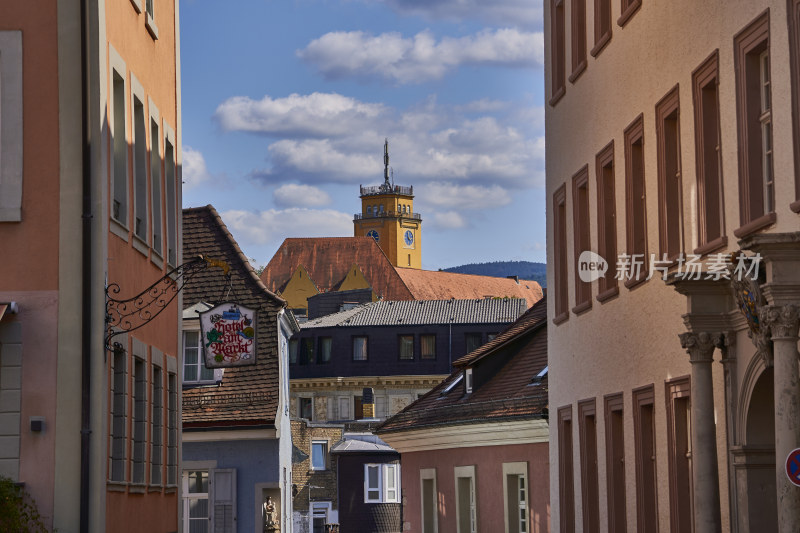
80 0 93 529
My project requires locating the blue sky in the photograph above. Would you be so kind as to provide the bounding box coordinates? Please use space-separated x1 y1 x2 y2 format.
180 0 546 271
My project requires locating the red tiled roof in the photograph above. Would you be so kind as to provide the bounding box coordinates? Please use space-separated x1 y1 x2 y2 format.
376 296 548 434
395 268 543 308
182 205 289 426
260 237 415 301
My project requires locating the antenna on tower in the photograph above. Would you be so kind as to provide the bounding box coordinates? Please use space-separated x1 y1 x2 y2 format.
390 167 394 186
383 138 390 187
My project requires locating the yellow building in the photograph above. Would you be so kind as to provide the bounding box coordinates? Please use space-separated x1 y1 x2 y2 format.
353 140 422 269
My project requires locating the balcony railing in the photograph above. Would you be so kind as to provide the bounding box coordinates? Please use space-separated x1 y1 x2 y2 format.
360 184 414 196
354 211 422 221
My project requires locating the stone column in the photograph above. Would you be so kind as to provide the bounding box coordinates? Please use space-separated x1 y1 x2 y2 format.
761 304 800 533
680 331 723 533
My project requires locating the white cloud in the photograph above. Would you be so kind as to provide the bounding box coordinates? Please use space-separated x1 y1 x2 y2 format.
219 208 353 246
298 29 543 84
430 211 467 229
370 0 542 30
182 146 217 190
420 182 511 209
273 183 332 208
215 92 386 136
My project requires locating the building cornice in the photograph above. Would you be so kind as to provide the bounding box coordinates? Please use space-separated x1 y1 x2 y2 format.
290 374 447 390
378 419 549 453
182 427 277 442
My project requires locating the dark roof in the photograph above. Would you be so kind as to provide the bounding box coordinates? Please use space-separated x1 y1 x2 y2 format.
300 298 528 329
376 296 548 434
260 237 414 300
181 205 290 427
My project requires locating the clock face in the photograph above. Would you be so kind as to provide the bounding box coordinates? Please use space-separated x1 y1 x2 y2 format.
404 230 414 245
366 229 380 242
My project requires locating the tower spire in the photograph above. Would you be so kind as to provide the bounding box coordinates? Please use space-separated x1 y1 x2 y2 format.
383 138 390 187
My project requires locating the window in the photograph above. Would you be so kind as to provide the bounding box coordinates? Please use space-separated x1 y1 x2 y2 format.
503 463 529 533
132 357 147 484
145 0 158 39
549 0 566 105
633 385 658 532
399 335 414 360
465 368 474 394
167 372 177 485
604 393 626 533
132 86 148 243
317 337 332 364
624 115 648 287
365 463 400 503
0 31 23 222
111 66 128 226
734 11 775 237
455 465 477 533
591 0 611 57
164 130 177 265
300 338 314 365
110 348 127 481
578 400 599 533
572 167 592 311
656 87 683 261
151 366 163 486
553 184 569 322
354 395 364 419
558 406 575 533
420 468 438 533
666 377 692 533
184 331 214 382
618 0 641 27
150 115 163 256
570 0 587 81
465 333 482 353
299 397 313 420
183 471 209 533
312 502 332 533
789 0 800 211
421 334 436 360
289 339 298 364
311 441 328 470
338 396 351 420
596 142 618 301
353 336 368 361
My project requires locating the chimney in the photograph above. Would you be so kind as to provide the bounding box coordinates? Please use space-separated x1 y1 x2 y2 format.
362 387 375 418
507 275 520 283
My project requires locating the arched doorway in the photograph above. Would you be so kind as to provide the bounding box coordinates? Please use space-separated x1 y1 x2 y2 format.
742 367 777 532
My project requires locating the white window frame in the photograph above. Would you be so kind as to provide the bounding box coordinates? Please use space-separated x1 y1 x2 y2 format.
163 122 177 266
130 73 149 250
150 361 164 486
465 368 474 394
148 97 163 264
311 440 328 471
420 468 438 533
298 396 314 420
364 463 401 503
108 45 129 238
0 31 23 222
145 0 159 39
182 470 210 533
454 465 477 533
502 462 529 533
182 328 216 384
759 48 774 214
131 351 148 485
311 501 332 533
109 343 128 482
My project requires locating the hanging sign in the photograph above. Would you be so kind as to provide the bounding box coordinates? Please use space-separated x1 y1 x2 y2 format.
199 303 257 368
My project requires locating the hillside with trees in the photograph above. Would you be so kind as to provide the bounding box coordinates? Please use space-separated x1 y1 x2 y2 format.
443 261 547 287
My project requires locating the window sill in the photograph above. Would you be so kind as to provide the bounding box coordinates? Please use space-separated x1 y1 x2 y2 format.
624 273 648 291
572 300 592 315
132 234 149 257
596 285 619 303
148 485 163 493
164 484 177 494
694 235 728 256
617 0 641 27
569 60 587 84
549 86 566 107
130 0 142 13
145 13 159 40
151 250 164 270
590 32 612 58
110 217 130 242
107 481 128 492
791 199 800 213
129 483 147 494
552 311 569 325
733 212 776 239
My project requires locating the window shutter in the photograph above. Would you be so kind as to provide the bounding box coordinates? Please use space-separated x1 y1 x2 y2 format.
210 468 237 533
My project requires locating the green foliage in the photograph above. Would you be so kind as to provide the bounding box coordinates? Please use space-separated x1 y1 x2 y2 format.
443 260 547 287
0 476 48 533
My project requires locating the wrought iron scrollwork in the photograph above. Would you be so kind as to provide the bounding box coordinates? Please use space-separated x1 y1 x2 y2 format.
105 255 228 351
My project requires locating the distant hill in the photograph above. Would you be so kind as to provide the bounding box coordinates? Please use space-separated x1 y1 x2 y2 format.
443 261 547 287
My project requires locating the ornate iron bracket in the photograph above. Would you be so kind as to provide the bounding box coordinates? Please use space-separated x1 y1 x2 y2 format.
105 255 229 352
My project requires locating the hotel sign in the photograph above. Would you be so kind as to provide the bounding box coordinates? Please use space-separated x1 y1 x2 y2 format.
199 303 257 368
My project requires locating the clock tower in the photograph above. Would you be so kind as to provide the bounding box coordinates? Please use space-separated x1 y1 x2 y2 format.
353 140 422 269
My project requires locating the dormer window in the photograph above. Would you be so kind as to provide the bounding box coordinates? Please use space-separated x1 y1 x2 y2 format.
465 368 474 394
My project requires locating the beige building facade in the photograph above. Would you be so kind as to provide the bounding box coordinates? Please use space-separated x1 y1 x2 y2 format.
545 1 800 532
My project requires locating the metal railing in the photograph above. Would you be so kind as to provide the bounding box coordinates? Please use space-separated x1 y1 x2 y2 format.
360 184 413 196
353 211 422 221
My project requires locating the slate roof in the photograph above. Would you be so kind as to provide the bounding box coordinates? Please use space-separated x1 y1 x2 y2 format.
376 296 548 434
182 205 293 427
330 433 396 454
260 237 414 301
300 298 528 329
396 268 543 304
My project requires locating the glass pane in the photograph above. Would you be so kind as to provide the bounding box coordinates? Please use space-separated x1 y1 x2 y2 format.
421 335 435 359
199 362 214 381
354 337 367 360
189 518 209 533
185 330 199 348
368 489 380 500
312 443 326 469
320 337 332 363
399 336 413 359
185 346 198 365
189 498 209 518
386 466 396 489
289 340 298 364
368 466 379 488
188 470 208 493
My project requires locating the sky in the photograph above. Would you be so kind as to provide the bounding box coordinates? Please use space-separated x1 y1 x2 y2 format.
179 0 546 271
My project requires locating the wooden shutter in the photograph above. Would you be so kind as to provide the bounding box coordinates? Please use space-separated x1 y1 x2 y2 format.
210 468 237 533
